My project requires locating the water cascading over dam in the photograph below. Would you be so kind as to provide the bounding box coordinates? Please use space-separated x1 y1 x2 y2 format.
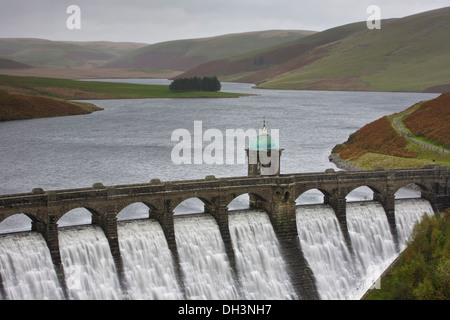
0 197 434 300
296 198 433 300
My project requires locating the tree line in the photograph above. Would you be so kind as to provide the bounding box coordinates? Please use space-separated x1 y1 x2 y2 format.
169 76 221 92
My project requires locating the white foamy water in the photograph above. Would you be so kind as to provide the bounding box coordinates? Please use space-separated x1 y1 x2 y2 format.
0 232 64 300
0 198 437 300
296 205 358 300
395 198 434 249
58 225 122 300
118 219 183 300
229 210 298 300
174 215 239 300
346 202 398 297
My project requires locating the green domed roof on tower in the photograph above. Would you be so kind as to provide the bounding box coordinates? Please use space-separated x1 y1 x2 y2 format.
249 120 279 151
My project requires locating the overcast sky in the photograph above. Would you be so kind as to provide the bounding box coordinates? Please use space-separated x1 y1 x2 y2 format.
0 0 448 44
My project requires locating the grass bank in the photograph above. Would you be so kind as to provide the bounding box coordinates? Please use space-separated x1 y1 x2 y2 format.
0 74 248 121
0 74 247 100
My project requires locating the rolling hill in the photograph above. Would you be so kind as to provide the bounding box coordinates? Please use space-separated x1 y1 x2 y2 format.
0 38 148 68
178 21 367 82
0 57 31 69
103 30 316 72
179 7 450 93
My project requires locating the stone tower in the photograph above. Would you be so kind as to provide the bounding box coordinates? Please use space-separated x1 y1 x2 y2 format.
245 120 283 177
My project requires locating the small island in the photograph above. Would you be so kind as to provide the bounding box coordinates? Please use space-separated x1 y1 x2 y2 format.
169 76 222 92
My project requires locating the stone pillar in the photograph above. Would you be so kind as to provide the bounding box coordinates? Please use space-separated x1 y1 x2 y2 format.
324 191 353 255
92 205 126 295
0 272 7 300
36 206 69 299
206 199 238 282
374 192 399 251
423 180 450 213
269 191 319 300
153 199 186 299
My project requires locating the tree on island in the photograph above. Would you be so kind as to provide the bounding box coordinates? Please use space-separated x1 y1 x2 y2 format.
169 76 221 92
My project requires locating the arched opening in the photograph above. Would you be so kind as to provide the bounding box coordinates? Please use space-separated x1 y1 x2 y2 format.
295 189 326 205
0 214 33 234
117 203 152 221
58 208 93 228
395 183 421 199
346 186 374 202
228 194 250 211
173 198 205 215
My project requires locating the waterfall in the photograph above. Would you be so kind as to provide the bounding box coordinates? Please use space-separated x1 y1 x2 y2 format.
0 198 439 300
0 232 64 300
118 219 183 300
174 215 238 300
296 205 357 300
229 210 298 300
296 199 433 300
395 199 434 248
346 202 398 298
58 225 122 300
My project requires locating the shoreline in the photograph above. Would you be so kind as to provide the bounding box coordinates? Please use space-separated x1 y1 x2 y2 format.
328 153 364 171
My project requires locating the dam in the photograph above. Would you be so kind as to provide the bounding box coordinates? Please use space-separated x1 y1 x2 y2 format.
0 164 448 300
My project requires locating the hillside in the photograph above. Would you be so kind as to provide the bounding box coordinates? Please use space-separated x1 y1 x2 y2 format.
0 57 31 69
179 7 450 93
331 92 450 169
178 21 366 81
104 30 316 72
403 92 450 149
0 38 147 68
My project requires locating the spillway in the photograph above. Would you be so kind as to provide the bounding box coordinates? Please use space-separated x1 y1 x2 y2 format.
0 198 438 300
118 219 183 300
229 210 298 300
58 225 122 300
296 204 357 300
174 214 238 300
0 232 64 300
395 199 434 248
295 198 434 300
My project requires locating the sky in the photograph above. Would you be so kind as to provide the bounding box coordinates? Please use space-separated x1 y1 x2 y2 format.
0 0 448 44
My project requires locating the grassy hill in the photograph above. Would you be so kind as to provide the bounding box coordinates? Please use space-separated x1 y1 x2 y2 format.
331 92 450 169
104 30 315 72
179 7 450 93
403 92 450 149
0 38 147 68
178 21 365 81
0 57 31 69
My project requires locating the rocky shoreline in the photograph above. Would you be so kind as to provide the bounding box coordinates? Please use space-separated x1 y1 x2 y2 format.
328 153 364 171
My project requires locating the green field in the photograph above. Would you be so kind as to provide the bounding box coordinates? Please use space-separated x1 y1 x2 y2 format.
0 75 247 99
